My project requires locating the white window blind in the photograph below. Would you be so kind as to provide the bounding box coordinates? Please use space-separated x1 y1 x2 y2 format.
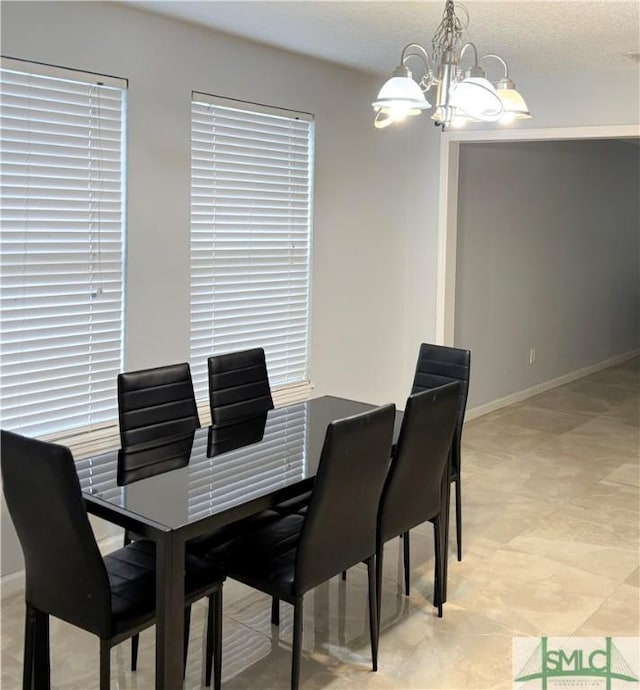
0 60 126 438
190 93 313 402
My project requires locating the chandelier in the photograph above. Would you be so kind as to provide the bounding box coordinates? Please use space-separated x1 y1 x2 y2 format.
372 0 531 129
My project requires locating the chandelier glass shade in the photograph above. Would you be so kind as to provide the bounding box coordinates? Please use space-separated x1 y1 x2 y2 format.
372 0 531 129
371 66 431 128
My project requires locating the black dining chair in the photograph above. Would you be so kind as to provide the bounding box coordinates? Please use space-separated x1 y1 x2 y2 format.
0 430 225 690
117 362 201 448
411 343 470 561
208 349 312 521
117 362 200 547
116 362 210 672
376 383 459 623
200 403 396 690
208 348 274 424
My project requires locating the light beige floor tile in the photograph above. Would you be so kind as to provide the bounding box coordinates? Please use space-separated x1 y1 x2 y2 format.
602 462 640 487
529 506 639 551
625 567 640 588
508 532 639 582
462 421 550 455
568 416 640 451
563 377 639 403
568 479 640 514
572 583 640 636
494 405 590 434
447 548 621 636
534 434 637 464
526 388 624 415
601 400 640 428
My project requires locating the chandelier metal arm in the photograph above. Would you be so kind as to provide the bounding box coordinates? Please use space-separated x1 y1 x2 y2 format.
398 43 436 90
400 43 434 71
480 53 510 79
459 41 479 65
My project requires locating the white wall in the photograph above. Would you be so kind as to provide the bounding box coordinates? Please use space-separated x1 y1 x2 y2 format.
454 139 640 408
0 0 437 577
513 70 640 130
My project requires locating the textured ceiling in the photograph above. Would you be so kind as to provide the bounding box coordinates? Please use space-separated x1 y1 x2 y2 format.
126 1 640 78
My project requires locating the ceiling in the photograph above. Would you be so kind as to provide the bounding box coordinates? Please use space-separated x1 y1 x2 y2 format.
126 1 640 79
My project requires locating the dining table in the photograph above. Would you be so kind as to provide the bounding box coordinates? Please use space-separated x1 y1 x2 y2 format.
73 395 450 690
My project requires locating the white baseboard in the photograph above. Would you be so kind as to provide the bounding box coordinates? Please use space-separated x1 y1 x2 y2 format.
466 348 640 421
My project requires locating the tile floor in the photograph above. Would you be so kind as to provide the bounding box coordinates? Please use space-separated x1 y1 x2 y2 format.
2 358 638 689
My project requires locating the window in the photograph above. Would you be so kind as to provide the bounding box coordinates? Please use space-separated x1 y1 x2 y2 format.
0 59 126 438
190 93 313 408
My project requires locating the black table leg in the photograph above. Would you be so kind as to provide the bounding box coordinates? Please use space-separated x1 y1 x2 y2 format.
155 531 185 690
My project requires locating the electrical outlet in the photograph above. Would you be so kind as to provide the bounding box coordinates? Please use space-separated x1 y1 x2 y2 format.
529 348 536 365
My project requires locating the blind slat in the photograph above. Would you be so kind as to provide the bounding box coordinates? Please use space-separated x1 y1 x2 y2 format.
0 63 125 438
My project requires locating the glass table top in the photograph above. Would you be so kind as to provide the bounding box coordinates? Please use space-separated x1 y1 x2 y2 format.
77 396 400 531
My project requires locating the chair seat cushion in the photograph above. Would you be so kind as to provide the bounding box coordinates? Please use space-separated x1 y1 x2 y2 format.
272 490 312 515
186 509 283 557
105 540 225 635
202 513 305 599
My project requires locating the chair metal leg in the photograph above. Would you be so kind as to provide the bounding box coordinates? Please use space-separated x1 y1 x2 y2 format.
271 596 280 626
183 605 191 679
338 573 346 645
455 476 462 561
23 605 35 690
33 610 50 690
99 639 110 690
205 595 214 687
440 456 452 604
433 519 443 618
341 570 347 581
291 598 303 690
402 531 411 596
130 634 139 672
375 541 384 634
366 557 378 671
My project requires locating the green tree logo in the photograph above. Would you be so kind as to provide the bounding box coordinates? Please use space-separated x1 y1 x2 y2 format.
514 637 638 689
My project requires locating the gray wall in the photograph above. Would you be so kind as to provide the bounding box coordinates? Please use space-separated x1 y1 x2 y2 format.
455 139 640 409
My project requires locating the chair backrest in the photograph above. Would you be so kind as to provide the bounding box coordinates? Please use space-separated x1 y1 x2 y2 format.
208 348 274 424
378 383 460 544
118 363 200 447
411 342 471 439
295 404 396 594
1 430 111 637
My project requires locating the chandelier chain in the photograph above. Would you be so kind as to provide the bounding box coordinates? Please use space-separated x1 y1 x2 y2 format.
431 0 464 62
